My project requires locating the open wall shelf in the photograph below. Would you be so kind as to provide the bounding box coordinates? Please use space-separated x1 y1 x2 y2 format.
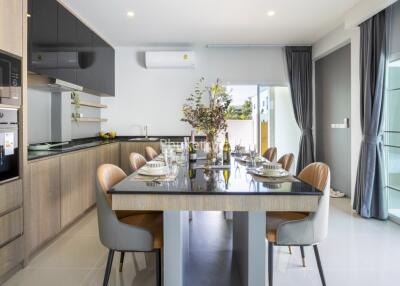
72 117 108 123
71 100 107 109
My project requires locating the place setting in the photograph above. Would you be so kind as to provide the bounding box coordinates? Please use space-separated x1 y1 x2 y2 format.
247 161 298 184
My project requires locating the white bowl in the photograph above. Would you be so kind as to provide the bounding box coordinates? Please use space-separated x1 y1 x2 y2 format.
146 161 165 168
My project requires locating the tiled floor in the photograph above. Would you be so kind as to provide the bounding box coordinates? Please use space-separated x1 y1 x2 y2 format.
5 198 400 286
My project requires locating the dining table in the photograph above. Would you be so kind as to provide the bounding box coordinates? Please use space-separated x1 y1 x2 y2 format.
109 156 322 286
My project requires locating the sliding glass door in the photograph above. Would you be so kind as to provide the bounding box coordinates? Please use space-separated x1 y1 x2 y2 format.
385 60 400 222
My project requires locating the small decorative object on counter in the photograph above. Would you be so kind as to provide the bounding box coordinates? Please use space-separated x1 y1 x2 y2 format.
181 77 231 163
71 91 81 122
99 131 116 140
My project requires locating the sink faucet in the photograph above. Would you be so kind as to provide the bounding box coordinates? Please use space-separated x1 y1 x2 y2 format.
144 125 148 139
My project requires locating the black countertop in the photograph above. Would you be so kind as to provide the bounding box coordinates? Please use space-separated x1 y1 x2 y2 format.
110 159 321 196
28 135 202 161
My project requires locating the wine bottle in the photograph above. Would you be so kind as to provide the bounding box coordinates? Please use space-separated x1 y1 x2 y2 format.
223 132 231 163
189 130 197 162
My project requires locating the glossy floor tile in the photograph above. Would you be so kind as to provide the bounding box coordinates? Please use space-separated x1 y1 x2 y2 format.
4 198 400 286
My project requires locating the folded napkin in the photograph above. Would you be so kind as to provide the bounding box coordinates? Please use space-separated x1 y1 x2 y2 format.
249 173 299 184
193 164 231 170
130 174 177 182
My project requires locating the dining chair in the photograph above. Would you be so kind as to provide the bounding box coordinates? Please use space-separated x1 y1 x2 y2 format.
145 146 158 161
266 162 330 286
277 153 294 172
96 164 163 286
263 147 277 162
129 152 147 172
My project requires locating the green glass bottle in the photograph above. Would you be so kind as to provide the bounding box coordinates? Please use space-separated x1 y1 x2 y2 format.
223 132 231 164
189 130 197 162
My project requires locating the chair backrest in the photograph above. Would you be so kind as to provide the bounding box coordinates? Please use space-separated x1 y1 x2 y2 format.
145 146 158 161
129 152 147 172
299 162 330 243
276 162 330 245
278 153 294 172
96 164 154 251
263 147 277 162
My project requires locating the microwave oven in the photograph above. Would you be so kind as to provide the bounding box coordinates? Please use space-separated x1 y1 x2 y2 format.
0 52 21 107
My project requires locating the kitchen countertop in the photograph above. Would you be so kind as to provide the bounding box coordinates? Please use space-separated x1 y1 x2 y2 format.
28 135 200 161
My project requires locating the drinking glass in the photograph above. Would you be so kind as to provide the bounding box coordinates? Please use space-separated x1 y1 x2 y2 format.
249 144 257 166
164 148 176 176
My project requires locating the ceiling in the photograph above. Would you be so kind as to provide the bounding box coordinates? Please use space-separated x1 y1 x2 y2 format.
60 0 362 47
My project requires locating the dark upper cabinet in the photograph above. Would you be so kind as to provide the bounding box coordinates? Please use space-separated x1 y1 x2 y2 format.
91 34 115 96
57 4 77 84
29 0 58 78
28 0 115 97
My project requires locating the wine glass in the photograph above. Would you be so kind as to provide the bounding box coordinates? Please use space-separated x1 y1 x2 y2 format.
249 144 257 166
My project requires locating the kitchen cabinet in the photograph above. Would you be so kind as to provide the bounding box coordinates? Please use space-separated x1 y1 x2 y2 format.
56 4 77 83
0 0 23 56
0 179 22 215
120 142 161 174
28 0 115 96
28 157 61 253
91 34 115 96
29 0 58 77
0 208 23 246
0 237 23 277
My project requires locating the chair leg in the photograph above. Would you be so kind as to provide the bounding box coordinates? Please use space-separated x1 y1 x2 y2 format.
313 245 326 286
103 249 115 286
268 242 274 286
300 246 306 267
155 249 162 286
119 251 125 272
288 245 292 254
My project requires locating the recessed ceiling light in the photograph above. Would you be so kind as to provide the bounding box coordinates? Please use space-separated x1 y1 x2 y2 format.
127 11 135 17
266 10 276 17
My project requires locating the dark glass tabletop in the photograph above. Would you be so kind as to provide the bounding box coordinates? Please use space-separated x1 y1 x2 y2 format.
110 158 322 196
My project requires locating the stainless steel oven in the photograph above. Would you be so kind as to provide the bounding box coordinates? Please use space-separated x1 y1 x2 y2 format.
0 52 21 107
0 108 19 182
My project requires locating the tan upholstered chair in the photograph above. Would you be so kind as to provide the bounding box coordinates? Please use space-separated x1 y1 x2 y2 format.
129 152 147 172
278 153 295 172
266 162 330 286
96 164 163 285
263 147 277 162
145 146 158 161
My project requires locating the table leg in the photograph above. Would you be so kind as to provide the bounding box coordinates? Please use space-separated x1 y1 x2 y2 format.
163 211 189 286
233 211 266 286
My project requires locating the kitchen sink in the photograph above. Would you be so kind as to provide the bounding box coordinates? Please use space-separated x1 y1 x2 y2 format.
128 137 159 141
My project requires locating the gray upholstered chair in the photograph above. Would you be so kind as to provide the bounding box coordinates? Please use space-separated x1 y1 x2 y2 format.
263 147 277 162
96 164 163 286
129 152 147 172
266 162 330 286
145 146 158 161
277 153 294 172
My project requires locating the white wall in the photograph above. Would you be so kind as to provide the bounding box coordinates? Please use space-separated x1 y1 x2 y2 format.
272 87 301 173
101 46 287 136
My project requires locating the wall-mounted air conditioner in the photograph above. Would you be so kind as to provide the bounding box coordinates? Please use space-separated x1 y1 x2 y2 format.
145 51 196 69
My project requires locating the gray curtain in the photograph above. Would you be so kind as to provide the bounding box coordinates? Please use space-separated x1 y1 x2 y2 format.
353 10 388 219
285 46 315 174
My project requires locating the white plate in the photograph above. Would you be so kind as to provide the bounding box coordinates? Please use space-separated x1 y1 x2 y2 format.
251 169 289 178
138 166 168 176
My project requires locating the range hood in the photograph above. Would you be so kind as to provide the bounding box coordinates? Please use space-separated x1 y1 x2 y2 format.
28 73 83 92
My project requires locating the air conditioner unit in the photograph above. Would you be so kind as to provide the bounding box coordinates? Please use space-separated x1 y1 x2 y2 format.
145 51 196 69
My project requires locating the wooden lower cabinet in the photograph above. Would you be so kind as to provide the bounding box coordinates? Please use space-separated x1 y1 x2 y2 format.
120 142 160 174
0 208 23 246
28 157 61 253
0 180 22 216
27 143 122 254
0 237 23 277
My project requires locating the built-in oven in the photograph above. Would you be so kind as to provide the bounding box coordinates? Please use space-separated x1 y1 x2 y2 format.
0 52 21 107
0 108 19 182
